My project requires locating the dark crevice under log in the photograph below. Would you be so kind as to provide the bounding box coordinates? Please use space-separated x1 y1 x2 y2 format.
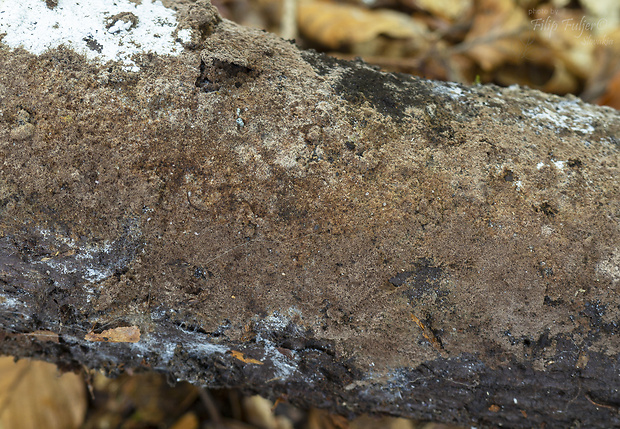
0 2 619 428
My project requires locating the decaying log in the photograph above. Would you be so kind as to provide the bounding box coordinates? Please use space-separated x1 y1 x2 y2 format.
0 1 619 427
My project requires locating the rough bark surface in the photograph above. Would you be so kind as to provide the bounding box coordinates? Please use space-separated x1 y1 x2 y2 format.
1 2 620 428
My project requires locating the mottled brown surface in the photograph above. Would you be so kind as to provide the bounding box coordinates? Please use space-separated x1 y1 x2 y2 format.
1 2 619 428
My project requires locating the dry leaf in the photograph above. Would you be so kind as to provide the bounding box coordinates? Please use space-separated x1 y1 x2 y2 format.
243 395 278 429
530 7 595 80
596 70 620 110
84 326 140 343
462 0 531 71
230 350 264 365
88 371 200 427
0 357 86 429
580 0 620 34
298 0 427 50
409 0 472 21
169 412 199 429
307 408 350 429
580 26 620 102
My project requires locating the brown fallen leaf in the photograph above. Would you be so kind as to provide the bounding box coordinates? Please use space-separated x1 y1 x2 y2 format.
230 350 264 365
596 70 620 110
530 7 595 81
169 412 199 429
461 0 530 71
298 0 428 51
0 357 87 429
407 0 472 21
84 326 140 343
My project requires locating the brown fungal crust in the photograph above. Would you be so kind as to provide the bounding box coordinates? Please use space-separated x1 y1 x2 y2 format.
0 2 619 427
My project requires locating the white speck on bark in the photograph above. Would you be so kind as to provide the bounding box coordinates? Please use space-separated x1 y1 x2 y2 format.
553 160 565 170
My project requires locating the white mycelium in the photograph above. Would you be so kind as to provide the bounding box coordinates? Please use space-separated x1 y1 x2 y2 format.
0 0 191 70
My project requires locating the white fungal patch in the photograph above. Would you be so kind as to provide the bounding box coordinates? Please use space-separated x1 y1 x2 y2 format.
514 180 523 191
252 310 304 380
597 248 620 285
263 342 298 379
0 296 27 311
431 81 466 99
553 160 565 170
35 228 115 284
522 99 605 135
0 0 192 71
128 326 228 369
176 326 230 356
0 296 31 332
536 160 566 171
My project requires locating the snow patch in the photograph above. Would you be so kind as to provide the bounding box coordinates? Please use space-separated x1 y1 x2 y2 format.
0 0 191 70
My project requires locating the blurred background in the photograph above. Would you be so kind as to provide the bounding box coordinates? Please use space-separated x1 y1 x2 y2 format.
0 356 461 429
1 1 619 429
216 0 620 108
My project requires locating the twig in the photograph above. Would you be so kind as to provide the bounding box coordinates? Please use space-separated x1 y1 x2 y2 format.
585 393 620 412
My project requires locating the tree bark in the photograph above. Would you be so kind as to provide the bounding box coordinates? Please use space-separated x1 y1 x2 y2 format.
1 2 619 427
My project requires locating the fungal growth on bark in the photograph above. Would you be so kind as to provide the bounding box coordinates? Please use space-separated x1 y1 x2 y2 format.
0 1 619 428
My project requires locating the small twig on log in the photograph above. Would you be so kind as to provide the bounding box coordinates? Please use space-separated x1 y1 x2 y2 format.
585 394 620 413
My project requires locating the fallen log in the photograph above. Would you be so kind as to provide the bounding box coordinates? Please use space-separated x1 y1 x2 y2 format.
0 1 619 427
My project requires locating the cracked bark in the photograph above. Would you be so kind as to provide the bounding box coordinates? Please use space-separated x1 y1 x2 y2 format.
1 2 619 428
